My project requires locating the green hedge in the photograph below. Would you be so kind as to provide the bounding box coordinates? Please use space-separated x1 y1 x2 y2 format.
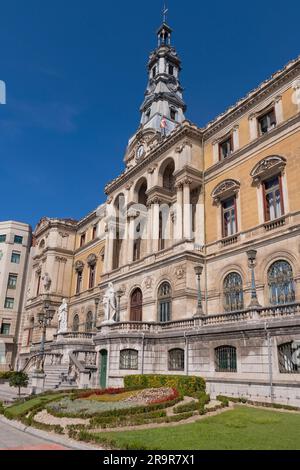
0 371 15 380
124 375 205 396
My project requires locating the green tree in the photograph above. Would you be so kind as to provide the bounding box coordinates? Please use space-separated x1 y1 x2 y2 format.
9 371 29 398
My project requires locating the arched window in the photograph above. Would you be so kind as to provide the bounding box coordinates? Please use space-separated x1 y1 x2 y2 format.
119 349 138 370
223 273 244 312
72 314 79 332
162 160 175 192
278 342 300 374
215 346 237 372
268 260 295 305
85 311 93 332
168 348 184 371
130 288 143 322
158 282 172 323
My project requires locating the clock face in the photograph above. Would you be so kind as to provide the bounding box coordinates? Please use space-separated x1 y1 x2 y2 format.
136 145 145 160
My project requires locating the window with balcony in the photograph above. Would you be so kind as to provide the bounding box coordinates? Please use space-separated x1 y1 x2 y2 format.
223 272 244 312
7 274 17 289
215 346 237 372
222 197 237 237
258 108 276 135
263 175 284 221
11 251 20 264
219 136 233 160
4 297 14 309
268 260 295 305
168 348 184 371
1 323 10 335
119 349 138 370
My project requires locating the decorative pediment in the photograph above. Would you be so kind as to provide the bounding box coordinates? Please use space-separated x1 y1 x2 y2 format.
124 128 159 166
211 179 240 204
75 260 84 272
250 155 286 184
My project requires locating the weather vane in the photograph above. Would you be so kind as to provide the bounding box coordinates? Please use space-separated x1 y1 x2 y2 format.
162 3 168 23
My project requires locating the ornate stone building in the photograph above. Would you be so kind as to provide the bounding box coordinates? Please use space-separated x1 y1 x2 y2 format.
20 19 300 404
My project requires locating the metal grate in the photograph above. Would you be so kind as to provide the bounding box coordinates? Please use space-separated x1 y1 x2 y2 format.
278 342 300 374
119 349 138 370
168 348 184 371
215 346 237 372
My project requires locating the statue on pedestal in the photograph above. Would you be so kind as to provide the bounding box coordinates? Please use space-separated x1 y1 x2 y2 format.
57 298 68 334
102 282 117 324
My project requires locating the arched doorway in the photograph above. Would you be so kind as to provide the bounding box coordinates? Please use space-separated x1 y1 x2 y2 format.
99 349 108 389
130 288 143 322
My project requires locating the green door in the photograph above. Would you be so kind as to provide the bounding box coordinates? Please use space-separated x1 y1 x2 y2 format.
99 350 108 389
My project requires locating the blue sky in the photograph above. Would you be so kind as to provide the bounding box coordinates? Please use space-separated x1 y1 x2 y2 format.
1 0 300 228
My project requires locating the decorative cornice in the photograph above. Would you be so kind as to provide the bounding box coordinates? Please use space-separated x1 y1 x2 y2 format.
204 60 300 139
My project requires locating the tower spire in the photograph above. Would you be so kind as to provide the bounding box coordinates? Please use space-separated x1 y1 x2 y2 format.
162 3 168 23
139 13 186 135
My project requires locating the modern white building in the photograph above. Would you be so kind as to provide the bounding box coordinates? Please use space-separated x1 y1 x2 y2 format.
0 221 32 370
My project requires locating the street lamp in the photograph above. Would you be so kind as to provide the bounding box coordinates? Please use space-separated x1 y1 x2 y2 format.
116 288 125 323
37 295 55 371
246 249 261 308
194 265 204 317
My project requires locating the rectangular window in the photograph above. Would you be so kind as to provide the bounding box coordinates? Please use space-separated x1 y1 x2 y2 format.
92 225 97 240
4 297 14 309
219 136 233 160
168 64 174 76
222 197 237 237
36 274 41 296
263 175 284 221
258 108 276 135
80 234 86 247
11 251 21 264
14 235 23 244
76 271 82 294
1 323 11 335
88 265 96 289
0 235 6 243
7 274 17 289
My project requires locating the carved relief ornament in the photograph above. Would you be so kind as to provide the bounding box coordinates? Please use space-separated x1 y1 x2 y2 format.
211 179 240 204
250 155 286 184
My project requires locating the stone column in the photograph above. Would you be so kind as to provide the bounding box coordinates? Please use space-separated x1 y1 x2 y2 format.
127 212 136 264
175 183 183 240
146 203 153 255
183 179 192 240
152 198 160 252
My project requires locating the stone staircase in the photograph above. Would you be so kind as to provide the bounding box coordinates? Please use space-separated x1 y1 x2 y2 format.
28 363 78 391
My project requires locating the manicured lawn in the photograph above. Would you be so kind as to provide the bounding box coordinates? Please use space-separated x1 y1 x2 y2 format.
98 406 300 450
5 393 65 417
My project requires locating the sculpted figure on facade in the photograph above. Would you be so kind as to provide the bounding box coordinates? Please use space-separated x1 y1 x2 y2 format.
102 282 117 323
42 272 51 292
57 299 68 334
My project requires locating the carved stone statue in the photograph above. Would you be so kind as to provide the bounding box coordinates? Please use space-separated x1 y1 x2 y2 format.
102 282 117 324
57 298 68 334
42 273 51 292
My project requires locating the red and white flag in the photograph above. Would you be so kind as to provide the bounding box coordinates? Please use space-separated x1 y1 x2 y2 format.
160 116 167 129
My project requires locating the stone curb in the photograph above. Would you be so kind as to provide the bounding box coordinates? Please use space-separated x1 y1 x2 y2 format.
0 415 102 451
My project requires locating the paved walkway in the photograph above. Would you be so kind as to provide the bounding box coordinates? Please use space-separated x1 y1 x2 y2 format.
0 383 30 403
0 419 67 450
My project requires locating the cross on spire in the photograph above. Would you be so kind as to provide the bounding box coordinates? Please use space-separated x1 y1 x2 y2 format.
162 3 168 23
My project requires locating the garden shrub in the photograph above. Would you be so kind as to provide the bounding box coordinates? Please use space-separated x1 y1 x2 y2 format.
0 371 14 380
216 395 229 407
0 401 4 414
124 374 205 396
173 401 198 414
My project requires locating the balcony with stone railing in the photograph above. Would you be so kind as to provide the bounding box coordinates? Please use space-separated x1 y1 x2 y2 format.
97 302 300 335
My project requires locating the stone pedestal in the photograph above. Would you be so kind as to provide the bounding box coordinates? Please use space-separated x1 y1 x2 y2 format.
30 371 45 395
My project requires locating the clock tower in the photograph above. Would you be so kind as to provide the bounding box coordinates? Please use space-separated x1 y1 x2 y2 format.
139 19 186 136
